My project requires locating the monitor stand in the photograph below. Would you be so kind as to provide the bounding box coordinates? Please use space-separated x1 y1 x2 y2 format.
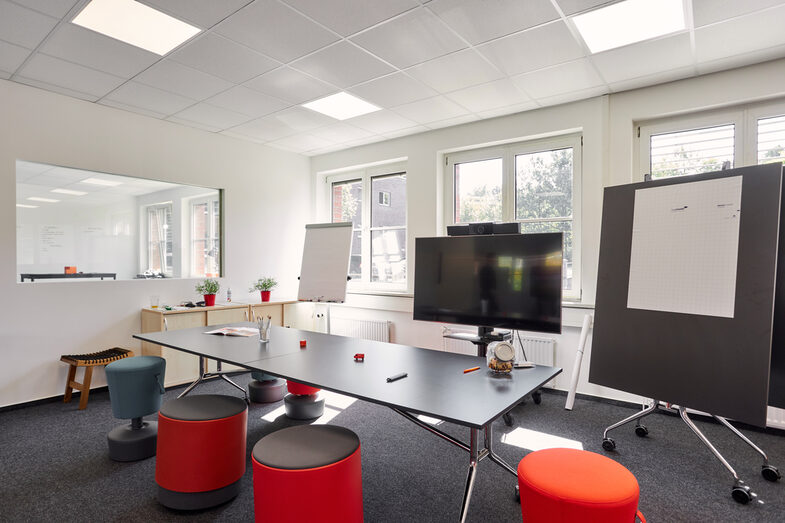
442 327 511 357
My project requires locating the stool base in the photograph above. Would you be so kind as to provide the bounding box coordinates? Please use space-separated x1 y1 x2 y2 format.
108 420 157 462
158 478 241 511
249 378 286 403
284 393 325 420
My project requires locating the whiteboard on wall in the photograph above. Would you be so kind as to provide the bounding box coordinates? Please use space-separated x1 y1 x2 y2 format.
297 222 353 303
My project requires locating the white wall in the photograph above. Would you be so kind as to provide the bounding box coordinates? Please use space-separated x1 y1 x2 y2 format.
310 57 785 408
0 79 312 408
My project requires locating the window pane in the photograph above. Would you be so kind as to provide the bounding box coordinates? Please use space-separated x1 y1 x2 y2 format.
371 174 406 227
371 228 406 283
515 148 572 220
454 158 502 223
650 124 735 178
758 115 785 165
193 239 206 276
349 230 362 280
519 222 572 292
332 179 362 229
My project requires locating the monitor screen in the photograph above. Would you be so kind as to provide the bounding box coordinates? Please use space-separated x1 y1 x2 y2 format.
413 233 563 333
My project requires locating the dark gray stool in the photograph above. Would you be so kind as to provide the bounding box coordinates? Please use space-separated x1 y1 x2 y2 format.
248 371 285 403
284 381 325 420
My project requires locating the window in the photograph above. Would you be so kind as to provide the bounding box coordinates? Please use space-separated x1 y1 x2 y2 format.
329 163 407 290
757 114 785 166
446 134 582 299
191 197 220 277
147 203 172 275
649 124 736 178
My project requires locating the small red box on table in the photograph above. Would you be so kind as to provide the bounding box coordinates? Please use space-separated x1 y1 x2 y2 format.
299 340 307 348
354 353 364 362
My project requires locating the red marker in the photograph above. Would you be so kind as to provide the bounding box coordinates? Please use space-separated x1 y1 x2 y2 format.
300 340 307 348
463 366 480 374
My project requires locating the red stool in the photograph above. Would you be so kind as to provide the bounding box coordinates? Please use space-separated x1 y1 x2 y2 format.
252 425 363 522
283 380 325 419
517 448 643 522
156 394 247 510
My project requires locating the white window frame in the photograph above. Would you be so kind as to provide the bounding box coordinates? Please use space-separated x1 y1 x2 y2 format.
144 202 173 276
746 99 785 167
189 195 221 278
326 162 408 293
444 133 583 301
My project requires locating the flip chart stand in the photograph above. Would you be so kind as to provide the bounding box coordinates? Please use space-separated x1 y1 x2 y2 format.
601 400 780 503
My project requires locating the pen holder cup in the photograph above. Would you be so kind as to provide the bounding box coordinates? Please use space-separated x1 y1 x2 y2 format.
258 324 271 343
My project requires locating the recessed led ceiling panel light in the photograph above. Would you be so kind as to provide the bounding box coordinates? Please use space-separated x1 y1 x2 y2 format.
16 204 39 208
51 188 88 196
27 197 60 203
302 92 381 121
72 0 201 55
80 177 123 187
572 0 685 54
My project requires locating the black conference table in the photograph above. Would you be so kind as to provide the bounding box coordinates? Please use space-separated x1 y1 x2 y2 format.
134 324 561 522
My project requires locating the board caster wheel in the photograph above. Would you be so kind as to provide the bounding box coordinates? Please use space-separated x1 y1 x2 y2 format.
762 464 781 482
634 425 649 437
503 413 513 426
532 391 542 405
515 483 520 503
731 484 753 504
602 438 616 451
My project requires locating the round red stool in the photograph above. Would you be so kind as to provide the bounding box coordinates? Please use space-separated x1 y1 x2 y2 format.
156 394 247 510
517 448 642 523
252 425 363 522
284 380 325 419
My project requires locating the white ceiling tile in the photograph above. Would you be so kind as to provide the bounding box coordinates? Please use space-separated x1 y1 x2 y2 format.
290 41 395 88
429 0 558 45
104 81 196 116
393 95 470 124
99 98 168 119
536 85 608 107
226 116 298 142
309 123 373 143
138 0 250 28
695 45 785 76
283 0 419 36
0 1 58 49
513 59 604 100
40 23 159 78
406 49 503 93
12 0 77 18
477 21 584 76
170 33 280 84
694 6 785 64
269 132 336 153
426 114 480 130
556 0 615 16
382 125 429 139
0 39 31 73
351 7 466 68
215 0 339 62
0 70 10 79
446 79 531 113
244 66 337 104
134 59 233 100
273 106 336 132
219 129 268 144
170 102 252 131
16 53 124 98
349 110 419 134
590 33 693 84
206 86 289 118
349 73 436 108
607 65 694 92
477 100 539 119
692 0 784 27
15 75 97 101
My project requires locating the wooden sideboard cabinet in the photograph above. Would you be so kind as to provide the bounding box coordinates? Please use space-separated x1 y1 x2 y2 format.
140 301 295 386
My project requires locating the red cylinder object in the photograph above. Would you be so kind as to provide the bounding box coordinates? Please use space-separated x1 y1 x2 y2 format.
261 290 271 302
156 410 247 493
287 381 320 396
203 294 216 306
517 448 640 523
252 446 362 523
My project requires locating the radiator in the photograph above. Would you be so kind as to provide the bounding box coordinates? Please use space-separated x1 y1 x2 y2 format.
768 407 785 430
331 318 391 343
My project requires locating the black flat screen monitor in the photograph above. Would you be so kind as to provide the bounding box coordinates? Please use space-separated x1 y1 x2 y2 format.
413 233 563 334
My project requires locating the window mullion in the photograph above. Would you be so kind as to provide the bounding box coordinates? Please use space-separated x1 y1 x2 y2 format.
362 173 372 284
502 148 515 221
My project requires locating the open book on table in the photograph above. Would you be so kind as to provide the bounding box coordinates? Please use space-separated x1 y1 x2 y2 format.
204 327 258 337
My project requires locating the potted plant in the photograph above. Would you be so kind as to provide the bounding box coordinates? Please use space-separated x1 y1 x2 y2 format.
195 278 220 306
250 277 278 302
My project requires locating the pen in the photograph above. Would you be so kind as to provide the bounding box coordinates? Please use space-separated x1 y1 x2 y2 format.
463 366 480 374
386 372 408 382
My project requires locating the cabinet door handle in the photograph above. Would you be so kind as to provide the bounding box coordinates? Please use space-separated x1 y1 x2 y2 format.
163 317 169 331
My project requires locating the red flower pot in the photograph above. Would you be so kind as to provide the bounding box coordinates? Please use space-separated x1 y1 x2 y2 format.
261 291 271 302
204 294 216 306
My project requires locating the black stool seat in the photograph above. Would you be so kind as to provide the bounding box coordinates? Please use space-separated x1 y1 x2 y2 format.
159 394 246 421
253 425 360 470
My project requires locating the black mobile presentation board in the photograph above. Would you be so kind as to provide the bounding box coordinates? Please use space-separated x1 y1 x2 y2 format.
590 163 784 427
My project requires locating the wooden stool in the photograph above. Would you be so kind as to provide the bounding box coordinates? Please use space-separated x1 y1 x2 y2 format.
60 348 133 410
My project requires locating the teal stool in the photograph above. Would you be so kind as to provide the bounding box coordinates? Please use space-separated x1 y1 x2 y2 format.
106 355 166 461
248 371 286 403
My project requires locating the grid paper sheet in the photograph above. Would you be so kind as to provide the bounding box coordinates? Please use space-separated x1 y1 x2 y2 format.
627 176 742 318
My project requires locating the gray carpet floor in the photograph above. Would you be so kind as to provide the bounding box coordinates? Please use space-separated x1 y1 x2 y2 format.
1 374 784 522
